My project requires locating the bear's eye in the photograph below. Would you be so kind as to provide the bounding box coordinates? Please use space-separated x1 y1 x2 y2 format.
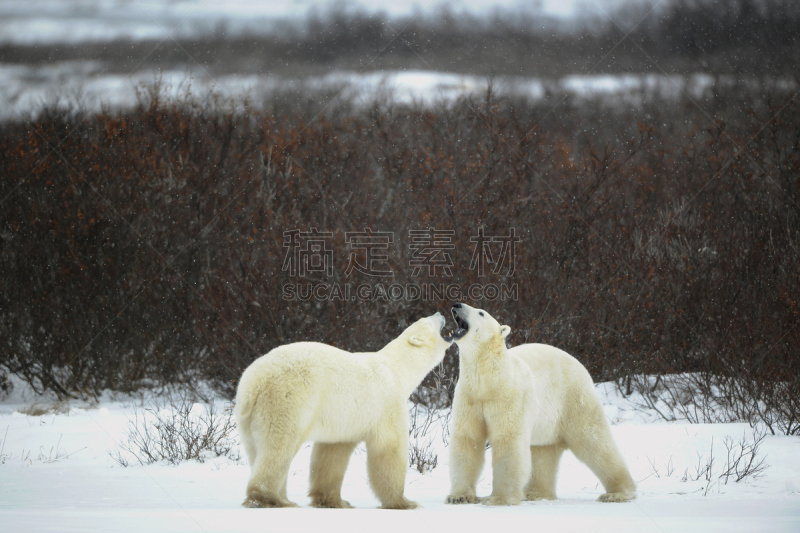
479 311 484 317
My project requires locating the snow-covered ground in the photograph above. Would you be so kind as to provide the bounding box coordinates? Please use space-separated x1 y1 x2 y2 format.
0 0 596 44
5 61 794 121
1 377 798 533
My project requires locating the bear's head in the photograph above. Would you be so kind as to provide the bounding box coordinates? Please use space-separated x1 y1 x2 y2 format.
406 311 454 350
449 303 510 356
378 312 453 394
394 311 454 365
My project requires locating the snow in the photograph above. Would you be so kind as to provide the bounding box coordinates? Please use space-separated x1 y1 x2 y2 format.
3 62 794 121
1 377 798 532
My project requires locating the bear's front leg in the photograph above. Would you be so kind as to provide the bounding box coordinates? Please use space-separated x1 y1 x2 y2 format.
365 405 418 510
446 399 487 505
483 409 531 506
365 437 418 509
309 442 358 508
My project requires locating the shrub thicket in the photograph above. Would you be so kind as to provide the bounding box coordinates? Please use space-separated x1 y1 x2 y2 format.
0 80 798 432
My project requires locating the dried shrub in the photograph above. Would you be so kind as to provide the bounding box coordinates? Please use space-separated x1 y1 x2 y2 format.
407 404 450 474
111 393 239 466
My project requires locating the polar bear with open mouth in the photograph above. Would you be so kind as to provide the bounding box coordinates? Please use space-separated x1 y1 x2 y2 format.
445 303 636 505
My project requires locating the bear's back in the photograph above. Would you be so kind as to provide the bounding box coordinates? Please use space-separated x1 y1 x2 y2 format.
509 343 587 377
238 342 375 399
508 343 580 397
235 342 390 439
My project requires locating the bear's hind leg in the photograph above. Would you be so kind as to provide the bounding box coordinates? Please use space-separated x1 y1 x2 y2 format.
309 442 358 508
524 444 564 501
565 419 636 502
244 449 301 508
243 427 306 508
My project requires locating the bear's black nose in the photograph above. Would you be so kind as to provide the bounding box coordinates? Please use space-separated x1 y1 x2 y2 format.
452 303 462 309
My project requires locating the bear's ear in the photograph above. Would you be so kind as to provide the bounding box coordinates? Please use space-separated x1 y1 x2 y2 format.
408 336 425 347
500 325 511 339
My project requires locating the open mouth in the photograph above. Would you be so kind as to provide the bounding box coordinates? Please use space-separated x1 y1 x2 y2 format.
441 306 469 341
454 311 469 332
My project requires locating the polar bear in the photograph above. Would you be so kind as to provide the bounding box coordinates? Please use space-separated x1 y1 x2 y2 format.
234 312 452 509
445 303 636 505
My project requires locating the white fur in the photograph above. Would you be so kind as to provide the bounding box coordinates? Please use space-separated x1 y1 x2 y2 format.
234 313 452 509
446 304 636 505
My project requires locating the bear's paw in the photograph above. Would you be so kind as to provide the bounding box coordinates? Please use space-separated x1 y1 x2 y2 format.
597 491 636 503
380 497 420 510
310 496 354 509
524 490 557 501
242 496 299 508
482 494 521 506
445 493 480 505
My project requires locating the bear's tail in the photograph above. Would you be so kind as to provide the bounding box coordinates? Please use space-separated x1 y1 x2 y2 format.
234 376 258 423
234 392 255 423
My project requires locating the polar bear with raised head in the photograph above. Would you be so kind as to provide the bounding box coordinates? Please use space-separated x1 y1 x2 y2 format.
445 303 636 505
235 312 452 509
